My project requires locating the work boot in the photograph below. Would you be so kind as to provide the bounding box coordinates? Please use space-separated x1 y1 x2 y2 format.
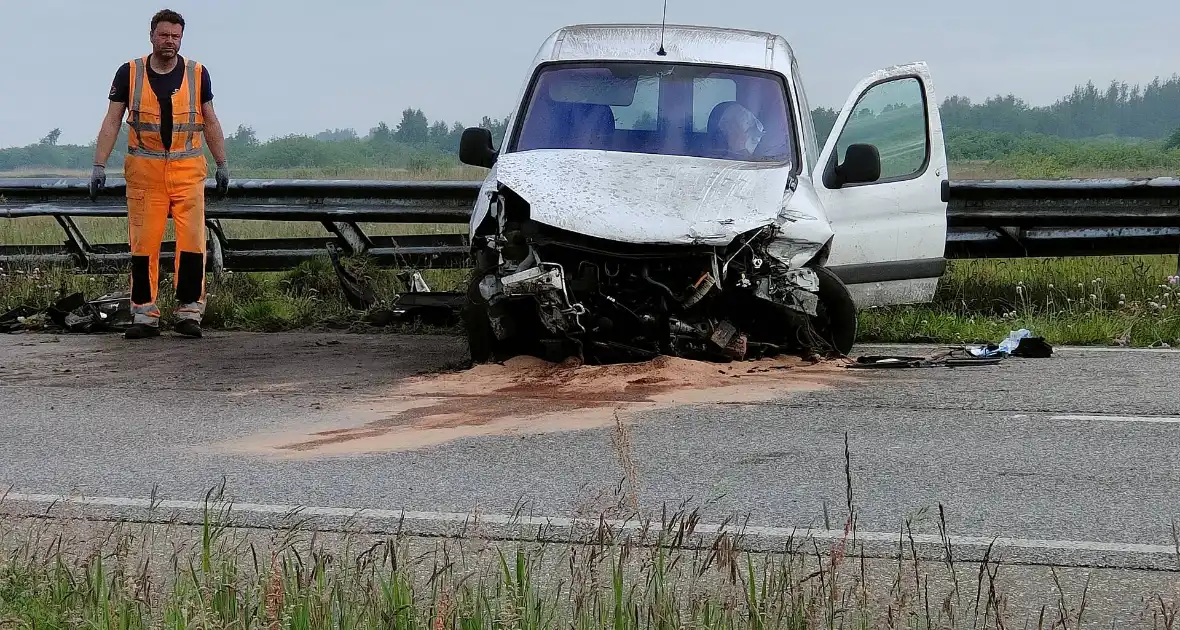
173 302 204 338
173 319 202 338
125 303 161 340
124 323 160 339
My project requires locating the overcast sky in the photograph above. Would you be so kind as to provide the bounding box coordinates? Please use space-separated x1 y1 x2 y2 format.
1 0 1176 147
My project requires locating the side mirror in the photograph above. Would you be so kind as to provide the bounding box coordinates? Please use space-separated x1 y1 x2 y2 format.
459 127 497 168
833 143 881 186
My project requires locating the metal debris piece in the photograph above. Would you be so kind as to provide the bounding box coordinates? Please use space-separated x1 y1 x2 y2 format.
723 332 748 361
326 242 376 310
398 270 432 293
710 320 737 348
847 349 1011 369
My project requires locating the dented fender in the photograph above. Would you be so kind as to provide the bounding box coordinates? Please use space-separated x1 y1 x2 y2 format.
766 177 835 269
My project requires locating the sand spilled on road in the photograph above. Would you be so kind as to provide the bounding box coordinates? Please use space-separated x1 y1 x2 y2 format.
225 354 859 458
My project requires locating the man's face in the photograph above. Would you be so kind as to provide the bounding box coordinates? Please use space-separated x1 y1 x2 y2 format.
150 22 183 60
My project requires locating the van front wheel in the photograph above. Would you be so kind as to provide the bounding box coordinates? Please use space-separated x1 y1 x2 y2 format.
805 265 857 356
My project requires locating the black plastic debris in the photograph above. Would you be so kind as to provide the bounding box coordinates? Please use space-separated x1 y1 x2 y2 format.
1 292 132 334
361 292 464 328
44 292 87 328
0 305 39 333
89 292 133 328
964 329 1053 359
1011 336 1053 358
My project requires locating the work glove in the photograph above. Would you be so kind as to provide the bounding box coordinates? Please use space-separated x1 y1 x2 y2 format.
215 163 229 198
88 165 105 201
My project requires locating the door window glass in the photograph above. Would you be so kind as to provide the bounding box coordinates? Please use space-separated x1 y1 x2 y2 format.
835 77 927 180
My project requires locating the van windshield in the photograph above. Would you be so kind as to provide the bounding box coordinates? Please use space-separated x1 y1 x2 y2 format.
509 62 795 164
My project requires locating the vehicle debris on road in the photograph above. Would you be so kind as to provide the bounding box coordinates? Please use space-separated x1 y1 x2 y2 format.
850 331 1053 369
1 291 133 334
966 328 1054 358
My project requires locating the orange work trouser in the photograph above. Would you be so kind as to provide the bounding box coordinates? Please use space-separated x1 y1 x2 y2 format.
124 154 208 326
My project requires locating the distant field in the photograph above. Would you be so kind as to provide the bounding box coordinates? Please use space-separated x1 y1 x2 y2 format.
0 165 489 181
948 161 1178 180
2 161 1174 182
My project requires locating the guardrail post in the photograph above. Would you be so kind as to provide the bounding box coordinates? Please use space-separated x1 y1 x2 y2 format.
205 219 227 276
323 221 373 256
53 215 92 270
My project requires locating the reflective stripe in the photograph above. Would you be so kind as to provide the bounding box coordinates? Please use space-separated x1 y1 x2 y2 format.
175 302 204 322
127 146 167 159
131 58 145 111
131 58 146 151
185 60 198 153
132 303 160 325
131 122 205 133
126 146 204 160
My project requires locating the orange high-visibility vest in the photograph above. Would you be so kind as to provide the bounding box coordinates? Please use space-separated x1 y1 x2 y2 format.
125 56 206 161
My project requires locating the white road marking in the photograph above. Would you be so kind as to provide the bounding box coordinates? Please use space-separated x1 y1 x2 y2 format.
2 492 1176 557
1050 415 1180 424
863 343 1179 354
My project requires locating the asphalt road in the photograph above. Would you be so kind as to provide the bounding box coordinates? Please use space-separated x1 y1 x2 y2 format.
2 330 1179 623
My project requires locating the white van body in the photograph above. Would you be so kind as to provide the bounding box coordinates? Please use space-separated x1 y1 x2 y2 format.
459 23 948 362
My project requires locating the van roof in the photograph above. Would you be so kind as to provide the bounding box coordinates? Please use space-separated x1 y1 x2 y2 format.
537 23 797 71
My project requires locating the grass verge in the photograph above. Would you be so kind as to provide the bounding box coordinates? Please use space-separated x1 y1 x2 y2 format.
859 255 1180 348
4 255 1177 347
0 257 468 334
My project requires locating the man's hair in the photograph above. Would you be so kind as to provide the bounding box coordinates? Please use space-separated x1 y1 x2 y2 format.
151 9 185 32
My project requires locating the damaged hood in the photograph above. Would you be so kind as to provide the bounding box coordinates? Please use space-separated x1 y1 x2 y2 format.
494 149 798 246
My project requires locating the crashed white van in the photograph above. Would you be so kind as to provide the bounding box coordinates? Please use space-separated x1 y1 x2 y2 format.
458 23 948 364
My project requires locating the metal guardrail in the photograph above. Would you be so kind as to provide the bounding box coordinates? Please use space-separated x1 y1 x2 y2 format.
0 177 476 272
2 176 1179 273
945 177 1180 260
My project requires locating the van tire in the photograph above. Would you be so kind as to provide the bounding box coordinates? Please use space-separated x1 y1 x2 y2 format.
462 301 496 363
462 253 500 364
809 264 857 356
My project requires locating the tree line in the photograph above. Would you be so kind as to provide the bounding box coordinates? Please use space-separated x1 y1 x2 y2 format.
3 74 1179 173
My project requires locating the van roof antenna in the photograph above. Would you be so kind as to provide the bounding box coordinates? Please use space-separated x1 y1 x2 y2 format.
656 0 668 56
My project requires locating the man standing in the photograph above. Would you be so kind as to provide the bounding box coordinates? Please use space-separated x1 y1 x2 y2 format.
90 8 229 339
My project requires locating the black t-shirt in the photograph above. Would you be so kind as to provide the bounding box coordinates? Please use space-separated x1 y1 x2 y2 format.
109 55 213 151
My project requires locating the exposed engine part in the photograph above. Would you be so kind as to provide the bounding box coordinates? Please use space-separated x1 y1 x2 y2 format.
502 265 564 295
791 289 820 317
722 332 748 361
668 318 698 335
682 273 716 309
710 320 738 348
641 265 681 303
466 219 851 365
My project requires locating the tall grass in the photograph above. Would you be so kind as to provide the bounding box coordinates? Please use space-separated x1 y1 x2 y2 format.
3 449 1177 630
0 257 468 333
858 256 1180 347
